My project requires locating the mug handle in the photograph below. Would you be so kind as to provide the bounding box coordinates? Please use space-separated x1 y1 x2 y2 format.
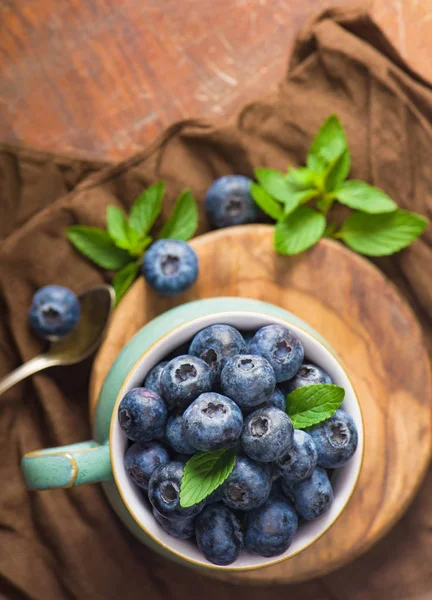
21 440 112 490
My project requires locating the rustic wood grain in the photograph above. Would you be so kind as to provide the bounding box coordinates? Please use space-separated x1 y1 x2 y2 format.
1 0 432 162
90 225 432 583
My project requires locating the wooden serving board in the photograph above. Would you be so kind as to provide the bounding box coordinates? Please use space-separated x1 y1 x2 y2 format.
90 225 432 584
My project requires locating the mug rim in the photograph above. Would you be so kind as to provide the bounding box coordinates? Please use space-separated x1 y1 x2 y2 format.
109 310 365 572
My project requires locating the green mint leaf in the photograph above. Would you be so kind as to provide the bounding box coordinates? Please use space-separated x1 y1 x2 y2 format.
324 149 351 191
308 115 348 167
286 384 345 429
286 167 318 189
113 261 140 305
339 209 428 256
306 153 328 175
284 189 318 215
158 189 198 241
255 168 296 203
129 181 165 236
106 205 142 253
335 181 397 214
251 183 284 221
180 448 236 508
133 236 153 255
67 226 132 270
274 206 326 255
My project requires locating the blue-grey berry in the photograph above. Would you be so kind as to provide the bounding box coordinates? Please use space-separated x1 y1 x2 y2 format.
143 361 168 396
28 285 80 340
166 413 196 454
153 509 195 540
189 324 247 380
142 239 198 297
148 461 205 519
249 325 304 383
195 504 243 566
221 354 276 410
118 388 168 443
283 363 332 394
306 409 358 468
283 466 334 521
277 429 318 483
205 175 259 229
241 407 294 462
222 455 271 510
124 441 169 490
160 355 214 410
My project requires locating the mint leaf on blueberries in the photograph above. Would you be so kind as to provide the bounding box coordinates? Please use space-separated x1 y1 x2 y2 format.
338 209 428 256
180 448 236 508
335 181 397 214
67 226 132 270
129 181 165 236
113 260 140 305
286 384 345 429
274 206 326 255
254 168 296 204
324 149 350 192
251 183 284 221
159 189 199 241
308 115 348 167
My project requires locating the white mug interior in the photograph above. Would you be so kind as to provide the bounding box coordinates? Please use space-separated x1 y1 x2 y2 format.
110 311 364 571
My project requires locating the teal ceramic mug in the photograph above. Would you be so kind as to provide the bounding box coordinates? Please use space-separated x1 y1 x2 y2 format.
21 297 364 572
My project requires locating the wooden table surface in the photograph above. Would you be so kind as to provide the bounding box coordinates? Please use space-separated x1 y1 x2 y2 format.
1 0 431 162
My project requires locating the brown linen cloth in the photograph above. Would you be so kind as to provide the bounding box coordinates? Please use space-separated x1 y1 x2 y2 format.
1 7 431 600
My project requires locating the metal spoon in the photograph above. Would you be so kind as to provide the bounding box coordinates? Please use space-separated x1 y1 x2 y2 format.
0 285 115 397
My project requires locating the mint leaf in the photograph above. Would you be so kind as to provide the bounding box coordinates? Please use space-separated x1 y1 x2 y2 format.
180 448 236 508
67 226 132 270
339 209 428 256
308 115 348 166
113 261 140 305
286 384 345 429
286 167 318 189
129 181 165 236
255 168 295 204
335 181 397 214
274 206 326 255
106 205 141 253
251 183 284 221
159 189 198 241
324 149 350 191
284 189 318 215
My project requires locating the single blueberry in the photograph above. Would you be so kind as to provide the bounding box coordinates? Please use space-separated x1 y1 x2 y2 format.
249 325 304 383
28 285 80 340
148 461 205 519
221 354 276 410
142 239 198 297
183 392 243 451
204 175 259 229
277 429 318 483
244 494 298 557
166 413 196 454
189 324 247 380
153 509 195 540
306 409 358 468
241 407 294 463
283 466 334 521
143 361 168 396
283 363 332 394
222 455 271 510
160 355 214 410
118 388 168 443
124 441 170 490
195 504 243 566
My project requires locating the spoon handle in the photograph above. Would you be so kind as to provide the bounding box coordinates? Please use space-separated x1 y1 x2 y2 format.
0 356 54 397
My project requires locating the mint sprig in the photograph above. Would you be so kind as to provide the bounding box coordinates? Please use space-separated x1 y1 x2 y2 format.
286 383 345 429
180 448 236 508
67 183 199 304
251 114 428 256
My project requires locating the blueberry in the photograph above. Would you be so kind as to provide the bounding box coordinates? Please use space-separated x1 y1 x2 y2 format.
241 407 293 463
283 466 334 521
222 455 271 510
118 388 168 443
221 354 276 410
277 429 318 483
195 504 243 566
153 509 195 540
249 325 304 383
124 442 169 490
166 413 196 455
143 361 168 396
28 285 80 340
183 392 243 451
306 409 358 468
204 175 259 229
189 324 247 380
160 355 214 410
148 461 205 519
283 363 332 394
244 494 298 557
242 387 286 415
142 239 198 297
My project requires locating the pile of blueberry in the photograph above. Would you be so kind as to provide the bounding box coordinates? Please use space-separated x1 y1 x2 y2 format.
118 323 358 566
